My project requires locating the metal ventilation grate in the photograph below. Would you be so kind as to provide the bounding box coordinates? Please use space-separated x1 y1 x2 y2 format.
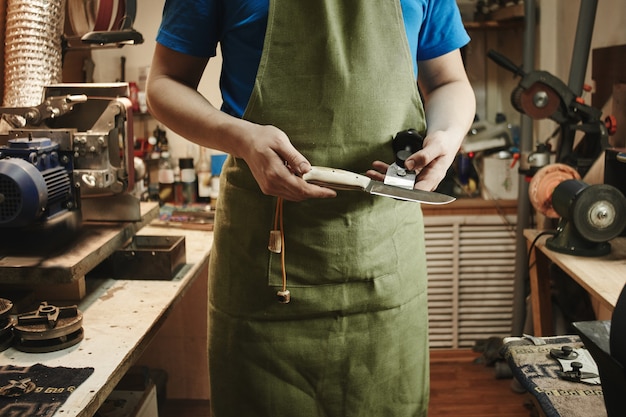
424 214 517 349
0 175 21 222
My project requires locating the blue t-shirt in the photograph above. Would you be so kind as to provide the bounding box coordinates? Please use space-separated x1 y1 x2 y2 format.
156 0 469 117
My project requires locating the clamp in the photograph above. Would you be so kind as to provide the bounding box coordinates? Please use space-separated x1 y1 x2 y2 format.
384 129 424 190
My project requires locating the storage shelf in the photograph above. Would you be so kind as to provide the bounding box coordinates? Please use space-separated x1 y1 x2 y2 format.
464 19 524 30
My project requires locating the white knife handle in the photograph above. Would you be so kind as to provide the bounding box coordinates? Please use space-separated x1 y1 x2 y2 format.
302 166 370 191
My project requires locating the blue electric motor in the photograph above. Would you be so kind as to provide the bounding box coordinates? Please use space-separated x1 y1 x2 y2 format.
0 137 81 246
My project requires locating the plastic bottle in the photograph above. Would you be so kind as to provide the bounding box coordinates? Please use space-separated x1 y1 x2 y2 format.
179 157 197 205
196 148 212 203
158 151 175 204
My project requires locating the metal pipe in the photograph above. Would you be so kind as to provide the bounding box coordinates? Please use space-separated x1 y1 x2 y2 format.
3 0 66 107
568 0 598 96
558 0 598 163
511 0 537 337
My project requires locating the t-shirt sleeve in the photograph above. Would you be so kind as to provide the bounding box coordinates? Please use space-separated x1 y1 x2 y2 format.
417 0 470 61
155 0 220 58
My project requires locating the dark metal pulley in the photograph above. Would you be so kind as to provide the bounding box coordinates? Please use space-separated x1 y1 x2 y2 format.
13 302 84 353
0 298 15 352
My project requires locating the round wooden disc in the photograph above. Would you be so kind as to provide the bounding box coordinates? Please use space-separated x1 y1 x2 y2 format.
528 163 581 218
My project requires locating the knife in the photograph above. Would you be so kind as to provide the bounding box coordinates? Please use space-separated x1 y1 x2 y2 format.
302 166 455 205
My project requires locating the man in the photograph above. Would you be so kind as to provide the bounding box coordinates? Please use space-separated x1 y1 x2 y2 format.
147 1 475 416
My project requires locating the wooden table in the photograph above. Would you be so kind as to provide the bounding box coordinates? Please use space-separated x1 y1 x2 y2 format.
0 225 213 417
0 202 160 300
525 229 626 336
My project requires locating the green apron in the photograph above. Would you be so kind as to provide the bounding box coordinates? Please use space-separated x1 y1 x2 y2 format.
208 1 429 416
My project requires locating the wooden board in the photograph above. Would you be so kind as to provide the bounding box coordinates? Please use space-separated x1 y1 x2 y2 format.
2 226 213 417
592 44 626 110
490 3 524 21
525 229 626 335
421 198 517 217
611 83 626 148
0 202 159 299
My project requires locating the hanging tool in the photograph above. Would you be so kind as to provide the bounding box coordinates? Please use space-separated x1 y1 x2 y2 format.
487 49 615 177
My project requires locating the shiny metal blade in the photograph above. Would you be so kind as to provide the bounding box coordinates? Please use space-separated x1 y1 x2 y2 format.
367 181 455 205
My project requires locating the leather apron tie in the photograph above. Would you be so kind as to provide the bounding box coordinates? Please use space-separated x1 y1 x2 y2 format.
209 1 430 416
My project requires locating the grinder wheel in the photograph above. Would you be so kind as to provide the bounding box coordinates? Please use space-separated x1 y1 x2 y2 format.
13 302 84 353
513 82 562 120
568 184 626 243
529 163 581 218
511 87 526 114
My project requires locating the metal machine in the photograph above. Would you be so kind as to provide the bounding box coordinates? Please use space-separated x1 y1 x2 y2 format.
529 163 626 256
0 83 139 250
487 47 625 256
487 49 616 178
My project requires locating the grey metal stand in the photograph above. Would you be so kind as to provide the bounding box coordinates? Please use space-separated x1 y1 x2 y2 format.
511 0 600 335
511 0 537 336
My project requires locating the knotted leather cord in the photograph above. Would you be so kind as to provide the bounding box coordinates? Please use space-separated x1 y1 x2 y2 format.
272 197 288 298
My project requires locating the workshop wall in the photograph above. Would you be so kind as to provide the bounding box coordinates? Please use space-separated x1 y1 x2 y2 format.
535 0 626 147
90 0 223 163
3 1 621 165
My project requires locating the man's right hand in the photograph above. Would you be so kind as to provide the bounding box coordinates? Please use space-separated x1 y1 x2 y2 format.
236 123 337 202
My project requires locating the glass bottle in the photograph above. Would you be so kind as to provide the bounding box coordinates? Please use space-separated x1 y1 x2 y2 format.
179 157 197 205
158 150 175 204
196 147 212 203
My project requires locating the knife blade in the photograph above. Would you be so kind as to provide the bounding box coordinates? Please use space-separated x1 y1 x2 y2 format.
302 166 455 205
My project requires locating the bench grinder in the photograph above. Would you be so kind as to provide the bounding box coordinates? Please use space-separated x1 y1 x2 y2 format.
529 163 626 256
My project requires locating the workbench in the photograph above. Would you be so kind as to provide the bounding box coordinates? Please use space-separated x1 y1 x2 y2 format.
525 229 626 336
0 225 213 417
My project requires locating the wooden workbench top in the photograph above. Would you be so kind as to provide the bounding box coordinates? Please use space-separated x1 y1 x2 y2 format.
421 198 517 216
0 203 160 285
525 229 626 311
0 225 213 417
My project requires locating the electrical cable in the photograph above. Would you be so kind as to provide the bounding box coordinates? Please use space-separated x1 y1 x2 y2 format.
526 230 557 273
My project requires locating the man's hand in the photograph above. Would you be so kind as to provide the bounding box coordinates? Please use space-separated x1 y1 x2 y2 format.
366 129 461 192
237 124 337 202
